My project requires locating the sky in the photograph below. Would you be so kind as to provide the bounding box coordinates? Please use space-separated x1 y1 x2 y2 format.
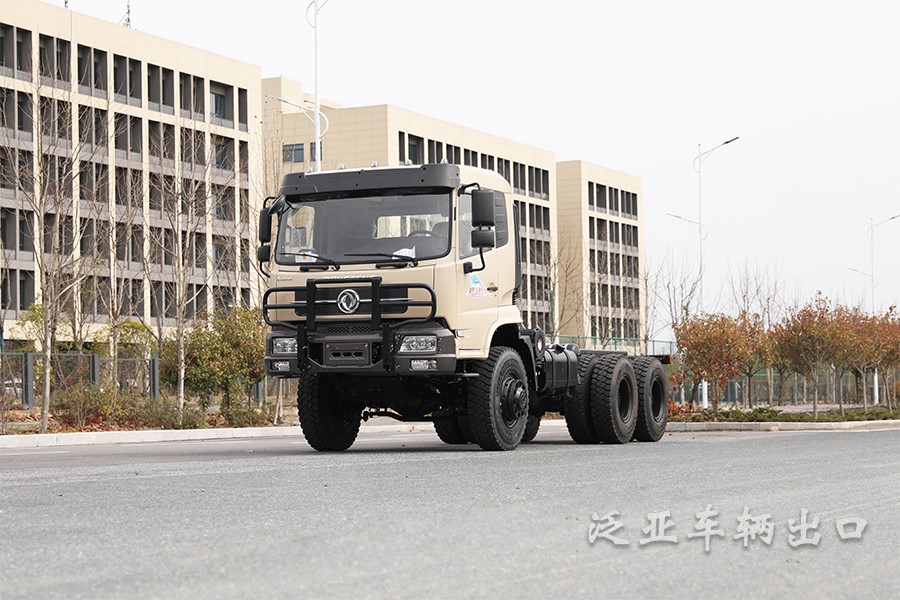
52 0 900 318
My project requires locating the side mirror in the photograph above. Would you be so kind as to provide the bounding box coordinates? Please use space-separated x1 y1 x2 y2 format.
471 189 495 227
257 244 271 263
258 208 272 244
471 229 495 249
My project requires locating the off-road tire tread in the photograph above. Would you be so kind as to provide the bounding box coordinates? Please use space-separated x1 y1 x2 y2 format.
521 414 542 443
565 353 601 444
434 417 469 444
297 371 360 451
633 357 668 442
467 347 527 451
590 354 637 444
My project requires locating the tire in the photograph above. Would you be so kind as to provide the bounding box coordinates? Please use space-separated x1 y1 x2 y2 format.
633 357 668 442
297 371 361 451
521 414 542 443
590 354 638 444
466 347 529 451
565 353 602 444
434 414 470 445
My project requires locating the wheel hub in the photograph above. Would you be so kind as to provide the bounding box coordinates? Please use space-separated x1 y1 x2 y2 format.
500 376 528 423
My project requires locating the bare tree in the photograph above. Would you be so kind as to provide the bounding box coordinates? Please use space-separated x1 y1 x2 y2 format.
140 118 244 417
0 74 116 432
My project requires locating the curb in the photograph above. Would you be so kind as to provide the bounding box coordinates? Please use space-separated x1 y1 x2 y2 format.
1 418 897 449
0 421 441 449
666 419 900 432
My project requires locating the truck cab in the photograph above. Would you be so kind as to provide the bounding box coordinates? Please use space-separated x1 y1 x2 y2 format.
259 164 668 451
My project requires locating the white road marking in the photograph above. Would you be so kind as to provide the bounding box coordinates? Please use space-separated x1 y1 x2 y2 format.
0 450 71 456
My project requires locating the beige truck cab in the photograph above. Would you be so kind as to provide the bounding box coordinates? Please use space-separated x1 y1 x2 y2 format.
259 164 668 451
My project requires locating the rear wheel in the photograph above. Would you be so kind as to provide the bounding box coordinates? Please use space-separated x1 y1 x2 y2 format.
590 355 638 444
633 357 668 442
466 347 529 451
434 413 471 444
565 353 602 444
297 372 361 451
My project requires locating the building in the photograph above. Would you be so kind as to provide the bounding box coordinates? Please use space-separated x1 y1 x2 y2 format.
263 77 645 347
0 0 261 347
0 1 646 352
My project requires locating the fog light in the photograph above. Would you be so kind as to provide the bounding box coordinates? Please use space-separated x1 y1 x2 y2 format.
273 337 298 354
399 335 438 353
272 360 290 371
410 359 438 371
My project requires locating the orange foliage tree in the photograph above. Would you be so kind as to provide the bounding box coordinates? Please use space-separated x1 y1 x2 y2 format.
674 313 747 418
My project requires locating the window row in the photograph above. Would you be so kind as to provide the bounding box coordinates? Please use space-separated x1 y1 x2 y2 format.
589 317 640 340
588 182 638 219
398 131 551 200
282 141 322 164
592 284 640 311
0 24 250 128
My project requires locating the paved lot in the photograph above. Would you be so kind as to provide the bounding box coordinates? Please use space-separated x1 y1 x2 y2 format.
1 427 897 599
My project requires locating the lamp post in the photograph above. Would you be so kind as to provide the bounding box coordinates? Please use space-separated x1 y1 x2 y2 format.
668 212 711 408
305 0 329 171
865 213 900 405
692 136 739 312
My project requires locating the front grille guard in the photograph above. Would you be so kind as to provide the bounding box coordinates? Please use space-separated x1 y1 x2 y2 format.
262 276 438 371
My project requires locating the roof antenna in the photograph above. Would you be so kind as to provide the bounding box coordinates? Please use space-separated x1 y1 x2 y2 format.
124 1 132 28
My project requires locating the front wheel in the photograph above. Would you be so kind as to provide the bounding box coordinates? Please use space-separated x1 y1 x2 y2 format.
466 347 529 451
521 414 542 443
297 372 361 451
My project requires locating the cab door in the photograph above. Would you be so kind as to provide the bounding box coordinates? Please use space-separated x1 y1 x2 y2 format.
454 191 502 354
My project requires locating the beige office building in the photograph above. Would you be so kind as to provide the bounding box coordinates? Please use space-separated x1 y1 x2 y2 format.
0 1 645 351
0 0 261 346
263 77 646 347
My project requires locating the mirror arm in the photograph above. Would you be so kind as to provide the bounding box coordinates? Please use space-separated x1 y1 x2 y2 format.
463 247 487 274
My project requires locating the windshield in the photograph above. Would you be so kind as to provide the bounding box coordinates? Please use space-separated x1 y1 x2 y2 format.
275 188 452 266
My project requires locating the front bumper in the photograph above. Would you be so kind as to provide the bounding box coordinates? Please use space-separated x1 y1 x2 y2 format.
266 324 457 377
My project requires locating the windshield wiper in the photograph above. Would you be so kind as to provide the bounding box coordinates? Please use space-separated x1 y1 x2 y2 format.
344 252 419 268
278 252 341 271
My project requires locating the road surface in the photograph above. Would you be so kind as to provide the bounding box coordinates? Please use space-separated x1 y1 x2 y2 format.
1 426 897 599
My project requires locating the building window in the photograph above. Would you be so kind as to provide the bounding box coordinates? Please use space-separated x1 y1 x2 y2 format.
283 143 304 163
210 91 226 119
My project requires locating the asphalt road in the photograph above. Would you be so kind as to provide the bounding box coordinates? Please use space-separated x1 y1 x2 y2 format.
1 426 897 599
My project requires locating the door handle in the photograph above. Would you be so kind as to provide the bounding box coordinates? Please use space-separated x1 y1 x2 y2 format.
487 285 498 292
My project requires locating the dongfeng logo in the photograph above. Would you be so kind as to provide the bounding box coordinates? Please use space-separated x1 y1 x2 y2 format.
337 289 361 314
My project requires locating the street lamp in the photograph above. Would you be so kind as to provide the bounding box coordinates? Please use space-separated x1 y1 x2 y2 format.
864 212 900 405
666 211 712 409
692 136 739 311
305 0 329 171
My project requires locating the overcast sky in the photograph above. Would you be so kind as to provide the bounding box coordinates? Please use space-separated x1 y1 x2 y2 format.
55 0 900 317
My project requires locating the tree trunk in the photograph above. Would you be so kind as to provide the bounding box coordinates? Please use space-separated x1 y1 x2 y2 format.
177 324 186 422
40 324 52 434
837 370 844 416
712 381 719 419
110 324 120 416
690 379 700 411
767 368 774 406
746 373 754 409
812 372 819 420
862 370 869 411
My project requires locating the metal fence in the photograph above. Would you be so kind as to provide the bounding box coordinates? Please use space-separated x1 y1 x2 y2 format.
0 352 161 408
553 336 676 357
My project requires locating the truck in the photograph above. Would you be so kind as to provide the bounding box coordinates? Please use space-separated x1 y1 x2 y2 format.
258 163 668 451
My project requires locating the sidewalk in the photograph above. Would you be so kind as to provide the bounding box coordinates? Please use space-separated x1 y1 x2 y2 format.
1 418 898 449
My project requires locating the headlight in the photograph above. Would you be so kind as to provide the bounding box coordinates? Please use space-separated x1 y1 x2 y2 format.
272 337 298 355
398 335 438 354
